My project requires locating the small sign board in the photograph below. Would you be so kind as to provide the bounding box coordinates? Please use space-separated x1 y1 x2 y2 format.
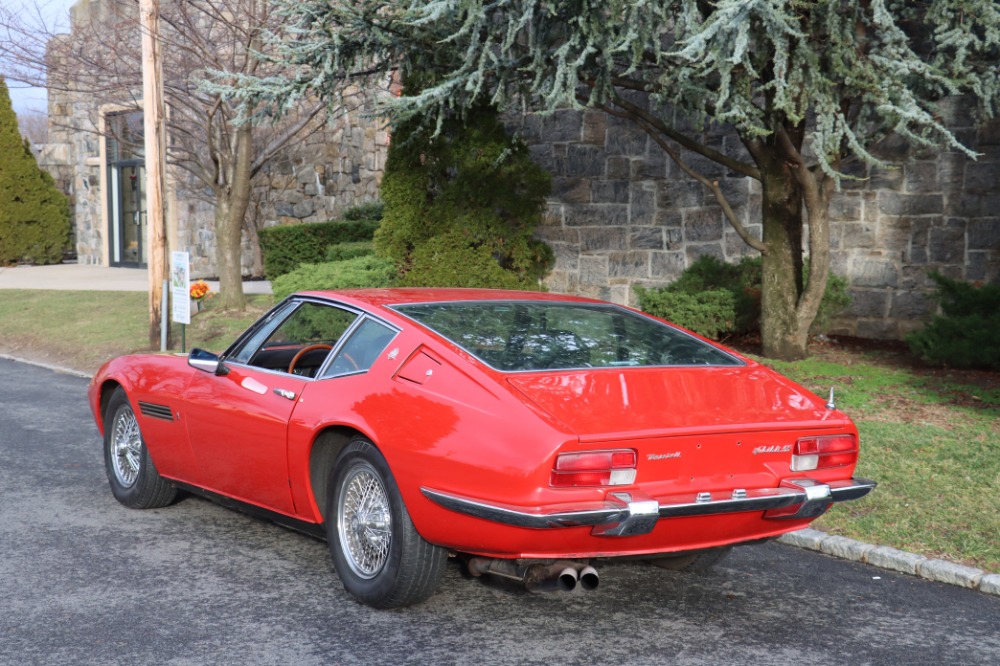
170 251 191 325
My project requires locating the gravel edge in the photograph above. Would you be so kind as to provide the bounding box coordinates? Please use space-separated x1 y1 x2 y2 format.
779 528 1000 596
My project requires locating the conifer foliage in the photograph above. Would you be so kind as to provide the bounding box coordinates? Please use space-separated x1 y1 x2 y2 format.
0 78 69 265
239 0 1000 359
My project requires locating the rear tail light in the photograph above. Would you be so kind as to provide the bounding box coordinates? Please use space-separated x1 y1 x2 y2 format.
791 435 857 472
550 449 637 488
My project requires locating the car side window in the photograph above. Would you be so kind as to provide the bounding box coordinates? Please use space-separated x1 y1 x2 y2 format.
322 318 397 378
240 301 358 376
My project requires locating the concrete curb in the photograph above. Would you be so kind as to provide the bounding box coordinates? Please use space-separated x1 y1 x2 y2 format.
779 528 1000 596
0 354 91 379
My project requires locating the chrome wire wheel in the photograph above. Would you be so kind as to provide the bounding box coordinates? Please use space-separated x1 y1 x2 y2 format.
110 405 142 488
337 463 392 579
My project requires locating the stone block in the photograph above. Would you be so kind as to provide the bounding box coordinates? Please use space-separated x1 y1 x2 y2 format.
579 255 609 286
778 528 827 550
581 109 607 145
292 200 314 218
630 185 657 225
864 546 927 575
903 162 939 193
606 156 631 179
819 535 875 562
565 203 629 227
608 251 651 278
544 109 583 142
878 192 944 216
564 144 607 178
683 207 724 242
889 291 932 319
946 192 1000 218
630 227 665 250
851 257 899 288
979 574 1000 596
963 161 1000 191
552 177 592 204
842 222 877 249
657 180 705 209
928 220 966 263
579 226 627 252
635 149 668 179
829 194 862 222
591 179 627 204
870 166 904 191
650 251 687 280
877 217 912 253
846 289 889 317
685 243 725 262
605 123 648 157
967 218 1000 250
916 560 984 589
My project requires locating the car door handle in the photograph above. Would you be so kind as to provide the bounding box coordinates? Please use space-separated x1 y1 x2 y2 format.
273 388 296 400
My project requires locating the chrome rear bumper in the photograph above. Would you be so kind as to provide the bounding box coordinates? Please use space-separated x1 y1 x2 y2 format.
421 478 876 537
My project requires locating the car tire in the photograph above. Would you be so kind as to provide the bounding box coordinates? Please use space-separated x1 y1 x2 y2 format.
647 546 732 573
327 437 447 608
103 387 177 509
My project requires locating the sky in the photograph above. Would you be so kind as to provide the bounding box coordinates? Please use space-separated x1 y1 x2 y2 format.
5 0 78 115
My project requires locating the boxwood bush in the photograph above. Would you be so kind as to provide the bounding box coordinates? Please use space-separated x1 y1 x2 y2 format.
635 255 850 340
271 255 397 300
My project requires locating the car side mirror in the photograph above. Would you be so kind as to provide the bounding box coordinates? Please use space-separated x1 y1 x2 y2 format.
188 347 229 376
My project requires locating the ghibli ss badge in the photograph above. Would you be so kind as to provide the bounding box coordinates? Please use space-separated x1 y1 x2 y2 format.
752 445 792 455
647 452 682 461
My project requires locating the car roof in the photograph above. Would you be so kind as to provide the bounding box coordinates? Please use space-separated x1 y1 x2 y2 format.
297 288 609 310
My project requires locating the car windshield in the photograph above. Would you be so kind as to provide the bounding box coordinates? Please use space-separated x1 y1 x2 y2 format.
392 301 743 371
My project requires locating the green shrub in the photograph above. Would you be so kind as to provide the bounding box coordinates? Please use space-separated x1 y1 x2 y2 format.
375 103 552 289
325 241 374 262
271 255 397 300
906 274 1000 370
634 254 850 340
0 78 70 265
633 286 736 339
342 201 384 221
259 218 379 280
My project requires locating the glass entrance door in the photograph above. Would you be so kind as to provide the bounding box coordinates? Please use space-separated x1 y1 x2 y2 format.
113 164 146 266
106 110 146 268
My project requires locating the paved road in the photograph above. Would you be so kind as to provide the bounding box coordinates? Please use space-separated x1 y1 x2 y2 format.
2 359 998 666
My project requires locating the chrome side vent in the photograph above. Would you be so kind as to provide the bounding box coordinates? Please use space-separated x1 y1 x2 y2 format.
138 401 174 421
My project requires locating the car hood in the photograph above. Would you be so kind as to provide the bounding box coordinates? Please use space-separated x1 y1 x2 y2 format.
506 364 848 441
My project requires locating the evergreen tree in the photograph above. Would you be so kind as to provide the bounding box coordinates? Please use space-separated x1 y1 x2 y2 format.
376 104 553 289
0 77 69 265
238 0 1000 359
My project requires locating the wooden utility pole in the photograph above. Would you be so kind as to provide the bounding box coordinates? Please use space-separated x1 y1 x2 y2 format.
140 0 167 348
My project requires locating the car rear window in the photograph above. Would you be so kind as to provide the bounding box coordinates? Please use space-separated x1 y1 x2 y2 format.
392 301 743 371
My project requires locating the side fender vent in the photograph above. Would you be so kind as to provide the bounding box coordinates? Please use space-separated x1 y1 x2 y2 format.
138 401 174 421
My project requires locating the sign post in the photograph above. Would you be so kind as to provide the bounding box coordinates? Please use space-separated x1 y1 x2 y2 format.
170 251 190 351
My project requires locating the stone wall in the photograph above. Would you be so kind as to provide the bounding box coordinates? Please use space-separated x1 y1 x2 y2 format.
511 99 1000 340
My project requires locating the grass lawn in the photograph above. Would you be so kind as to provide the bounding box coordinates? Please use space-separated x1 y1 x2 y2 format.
1 289 996 572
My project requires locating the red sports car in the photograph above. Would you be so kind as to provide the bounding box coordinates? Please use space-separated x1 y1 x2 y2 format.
89 289 874 608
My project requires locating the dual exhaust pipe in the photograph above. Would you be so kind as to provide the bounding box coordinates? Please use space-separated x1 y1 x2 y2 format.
466 557 599 593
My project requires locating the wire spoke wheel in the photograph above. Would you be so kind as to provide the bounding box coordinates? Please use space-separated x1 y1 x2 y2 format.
110 404 142 488
338 463 392 579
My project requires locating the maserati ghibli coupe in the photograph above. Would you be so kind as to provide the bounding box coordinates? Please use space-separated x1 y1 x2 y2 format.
89 289 875 608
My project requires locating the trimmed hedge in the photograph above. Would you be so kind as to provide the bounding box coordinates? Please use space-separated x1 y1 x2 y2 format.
325 241 375 262
271 255 397 300
258 216 379 280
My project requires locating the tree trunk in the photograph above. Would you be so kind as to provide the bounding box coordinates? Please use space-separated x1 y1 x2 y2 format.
211 124 255 310
758 160 810 360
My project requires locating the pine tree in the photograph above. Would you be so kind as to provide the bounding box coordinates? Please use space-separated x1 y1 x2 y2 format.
239 0 1000 359
0 77 70 265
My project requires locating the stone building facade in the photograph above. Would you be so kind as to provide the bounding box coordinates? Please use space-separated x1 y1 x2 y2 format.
42 2 999 340
41 0 387 278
